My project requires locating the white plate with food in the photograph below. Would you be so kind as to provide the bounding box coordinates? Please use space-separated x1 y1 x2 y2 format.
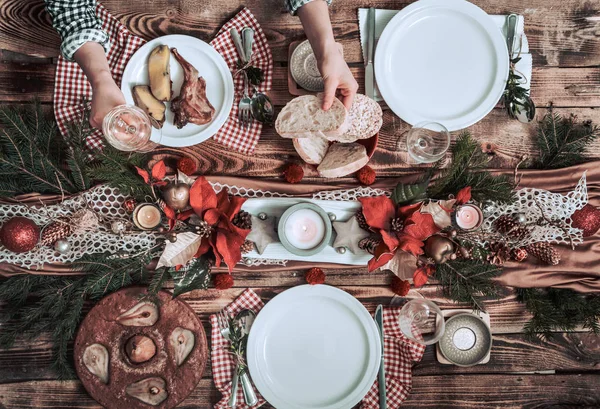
247 285 381 409
374 0 509 131
122 34 234 147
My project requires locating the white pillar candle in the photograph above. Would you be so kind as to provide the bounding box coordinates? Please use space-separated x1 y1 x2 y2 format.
134 204 162 230
284 208 326 250
455 205 483 230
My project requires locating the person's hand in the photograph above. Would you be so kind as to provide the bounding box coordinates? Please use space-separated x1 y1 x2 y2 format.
89 72 126 129
319 47 358 111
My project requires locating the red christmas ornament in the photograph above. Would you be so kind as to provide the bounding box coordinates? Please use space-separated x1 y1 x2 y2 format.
213 273 234 290
123 199 137 213
0 217 40 253
357 165 376 186
305 267 325 285
390 276 411 296
177 157 197 176
571 204 600 237
511 247 528 262
283 163 304 184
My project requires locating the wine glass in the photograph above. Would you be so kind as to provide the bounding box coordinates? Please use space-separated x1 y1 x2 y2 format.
398 299 445 345
405 122 450 163
102 105 160 152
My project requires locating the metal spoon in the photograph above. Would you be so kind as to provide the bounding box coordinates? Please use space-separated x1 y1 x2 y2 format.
235 309 258 406
251 88 275 124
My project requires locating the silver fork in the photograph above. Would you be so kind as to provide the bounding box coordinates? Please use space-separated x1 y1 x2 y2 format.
217 310 240 408
238 70 253 129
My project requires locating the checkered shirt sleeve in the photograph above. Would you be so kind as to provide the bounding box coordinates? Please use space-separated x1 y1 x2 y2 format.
285 0 332 15
44 0 110 61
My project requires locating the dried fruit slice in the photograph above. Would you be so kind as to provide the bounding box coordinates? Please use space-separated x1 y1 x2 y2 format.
132 85 166 129
169 327 195 366
83 343 109 384
125 377 168 406
116 301 159 327
148 45 172 101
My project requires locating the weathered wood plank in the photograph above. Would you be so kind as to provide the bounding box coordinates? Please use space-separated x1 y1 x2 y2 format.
1 0 599 67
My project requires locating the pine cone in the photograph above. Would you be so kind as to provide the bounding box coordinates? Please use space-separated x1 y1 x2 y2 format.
493 215 529 240
487 242 511 266
232 210 252 230
241 240 255 254
525 242 560 265
355 211 370 231
40 219 72 246
359 237 381 255
391 217 404 232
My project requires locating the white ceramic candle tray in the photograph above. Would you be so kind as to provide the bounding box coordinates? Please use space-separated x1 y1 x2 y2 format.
241 197 372 265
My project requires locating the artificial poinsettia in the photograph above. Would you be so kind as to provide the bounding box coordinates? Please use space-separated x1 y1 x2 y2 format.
135 160 168 188
455 186 472 205
180 176 250 272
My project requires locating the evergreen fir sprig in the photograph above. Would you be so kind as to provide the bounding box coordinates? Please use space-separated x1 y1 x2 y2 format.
532 112 599 169
428 132 516 204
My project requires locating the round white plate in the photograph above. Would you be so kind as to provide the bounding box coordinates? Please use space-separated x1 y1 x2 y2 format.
247 285 381 409
374 0 509 131
121 34 234 147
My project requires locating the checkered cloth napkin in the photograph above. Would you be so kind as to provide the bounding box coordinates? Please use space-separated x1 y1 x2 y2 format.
360 307 426 409
210 289 266 409
54 5 272 154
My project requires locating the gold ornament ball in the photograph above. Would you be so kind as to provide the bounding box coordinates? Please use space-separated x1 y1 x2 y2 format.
162 182 190 211
424 235 455 264
0 217 40 253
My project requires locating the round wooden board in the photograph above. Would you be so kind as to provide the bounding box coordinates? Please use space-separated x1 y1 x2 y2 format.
74 287 208 409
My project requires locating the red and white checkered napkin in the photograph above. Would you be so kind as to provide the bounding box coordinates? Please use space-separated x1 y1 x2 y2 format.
54 5 272 154
360 307 426 409
210 289 266 409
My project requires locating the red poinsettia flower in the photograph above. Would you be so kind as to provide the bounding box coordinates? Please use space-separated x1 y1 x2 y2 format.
135 160 168 188
181 176 250 272
455 186 472 205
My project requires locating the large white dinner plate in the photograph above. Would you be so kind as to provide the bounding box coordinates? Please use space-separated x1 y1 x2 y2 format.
374 0 509 131
247 285 381 409
121 34 234 147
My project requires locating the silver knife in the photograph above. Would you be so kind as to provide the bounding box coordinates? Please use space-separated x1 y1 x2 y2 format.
375 304 386 409
365 7 376 99
230 28 246 63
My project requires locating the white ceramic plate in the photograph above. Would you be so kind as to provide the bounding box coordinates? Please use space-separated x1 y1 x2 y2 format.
121 34 234 147
247 285 381 409
374 0 509 131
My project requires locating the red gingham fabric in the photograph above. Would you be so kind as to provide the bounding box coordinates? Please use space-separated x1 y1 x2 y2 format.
54 5 272 154
360 307 426 409
210 289 266 409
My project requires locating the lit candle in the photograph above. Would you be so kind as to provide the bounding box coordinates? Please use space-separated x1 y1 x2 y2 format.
133 204 162 230
455 205 483 230
284 208 326 250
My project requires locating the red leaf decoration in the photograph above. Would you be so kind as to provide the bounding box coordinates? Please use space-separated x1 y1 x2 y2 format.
162 204 176 220
380 229 400 252
403 211 440 241
177 209 194 221
215 228 247 272
168 218 175 231
151 160 166 181
203 208 221 226
135 167 150 184
413 265 436 287
194 239 211 257
367 242 395 272
190 176 218 217
456 186 472 205
226 196 247 221
397 202 421 219
397 234 425 257
358 196 396 231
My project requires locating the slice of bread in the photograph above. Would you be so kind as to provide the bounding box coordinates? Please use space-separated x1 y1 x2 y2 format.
293 136 330 165
331 94 383 143
317 143 369 178
275 94 349 139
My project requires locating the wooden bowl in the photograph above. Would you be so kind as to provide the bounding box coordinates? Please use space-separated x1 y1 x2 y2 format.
358 132 379 159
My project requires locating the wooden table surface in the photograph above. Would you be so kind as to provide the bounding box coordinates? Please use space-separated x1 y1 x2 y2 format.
1 0 600 407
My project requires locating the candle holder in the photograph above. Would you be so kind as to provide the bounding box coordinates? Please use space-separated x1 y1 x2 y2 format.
278 203 333 257
132 203 162 230
454 204 484 231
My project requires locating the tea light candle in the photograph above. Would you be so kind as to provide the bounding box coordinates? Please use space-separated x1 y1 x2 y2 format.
284 208 326 250
455 205 483 230
133 204 162 230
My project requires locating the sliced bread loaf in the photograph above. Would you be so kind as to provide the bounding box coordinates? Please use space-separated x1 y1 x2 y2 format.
293 136 330 165
317 143 369 178
330 94 383 143
275 94 349 139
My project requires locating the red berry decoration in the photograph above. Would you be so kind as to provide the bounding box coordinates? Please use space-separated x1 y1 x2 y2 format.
511 247 528 262
357 165 376 186
213 273 234 290
123 199 137 213
305 267 325 285
0 217 40 253
283 163 304 184
177 157 197 176
390 276 411 296
571 204 600 237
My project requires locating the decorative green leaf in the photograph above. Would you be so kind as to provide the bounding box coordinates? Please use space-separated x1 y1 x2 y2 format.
170 256 212 298
391 181 428 205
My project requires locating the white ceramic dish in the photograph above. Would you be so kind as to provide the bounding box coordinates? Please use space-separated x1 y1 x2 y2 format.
121 34 234 147
247 285 381 409
374 0 509 131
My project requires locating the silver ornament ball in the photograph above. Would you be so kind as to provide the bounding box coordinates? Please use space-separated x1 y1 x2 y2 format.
54 239 71 254
336 246 347 254
258 212 268 220
328 213 337 222
516 213 527 223
111 220 128 234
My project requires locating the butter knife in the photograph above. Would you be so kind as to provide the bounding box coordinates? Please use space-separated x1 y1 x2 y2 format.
375 304 386 409
365 7 376 99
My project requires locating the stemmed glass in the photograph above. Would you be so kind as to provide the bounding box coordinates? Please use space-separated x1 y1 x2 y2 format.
398 299 445 345
102 105 160 152
404 121 451 164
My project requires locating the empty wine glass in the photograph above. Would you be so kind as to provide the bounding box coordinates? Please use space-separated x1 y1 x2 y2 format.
405 122 450 163
398 299 445 345
102 105 159 152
